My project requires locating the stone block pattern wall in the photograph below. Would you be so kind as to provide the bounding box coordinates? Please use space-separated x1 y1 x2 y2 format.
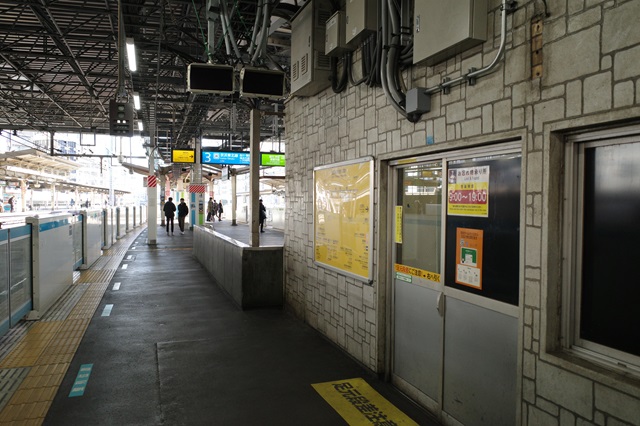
284 0 640 424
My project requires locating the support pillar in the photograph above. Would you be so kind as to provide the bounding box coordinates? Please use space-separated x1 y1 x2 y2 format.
250 108 260 247
231 171 237 226
147 146 158 245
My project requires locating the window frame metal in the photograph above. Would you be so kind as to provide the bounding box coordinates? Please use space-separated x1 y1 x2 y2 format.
563 125 640 374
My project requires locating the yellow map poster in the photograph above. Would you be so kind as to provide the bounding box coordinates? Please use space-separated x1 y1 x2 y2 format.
314 158 373 281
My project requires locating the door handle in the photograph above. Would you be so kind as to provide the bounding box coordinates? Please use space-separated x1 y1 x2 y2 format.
436 292 445 317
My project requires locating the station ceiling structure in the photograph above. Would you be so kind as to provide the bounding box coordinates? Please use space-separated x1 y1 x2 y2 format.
0 0 299 163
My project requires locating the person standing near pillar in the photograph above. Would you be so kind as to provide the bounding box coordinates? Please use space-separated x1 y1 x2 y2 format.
163 197 176 235
206 197 214 222
259 198 267 232
177 198 189 235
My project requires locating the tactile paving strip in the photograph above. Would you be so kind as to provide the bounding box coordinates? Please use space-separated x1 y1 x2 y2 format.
68 283 110 320
0 323 63 369
0 368 30 412
0 226 145 425
75 270 115 284
39 284 89 323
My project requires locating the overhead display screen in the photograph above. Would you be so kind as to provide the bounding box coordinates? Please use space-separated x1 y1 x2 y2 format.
172 149 195 163
261 153 286 166
202 151 250 165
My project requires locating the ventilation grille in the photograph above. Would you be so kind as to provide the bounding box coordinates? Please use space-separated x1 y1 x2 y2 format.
301 53 309 76
317 52 330 70
293 61 299 81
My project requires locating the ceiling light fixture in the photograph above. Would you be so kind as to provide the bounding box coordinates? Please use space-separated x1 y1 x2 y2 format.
133 92 141 110
126 38 137 72
137 120 143 131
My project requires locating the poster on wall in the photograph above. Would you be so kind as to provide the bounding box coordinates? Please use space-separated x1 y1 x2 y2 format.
455 227 484 289
395 206 403 244
447 166 490 217
314 157 373 282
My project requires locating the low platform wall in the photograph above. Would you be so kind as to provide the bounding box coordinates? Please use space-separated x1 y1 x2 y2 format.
193 226 283 309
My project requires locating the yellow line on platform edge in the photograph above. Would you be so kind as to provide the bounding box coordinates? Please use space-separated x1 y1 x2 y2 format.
312 378 418 426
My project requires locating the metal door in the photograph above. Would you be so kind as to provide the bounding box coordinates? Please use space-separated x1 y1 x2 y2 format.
391 147 521 425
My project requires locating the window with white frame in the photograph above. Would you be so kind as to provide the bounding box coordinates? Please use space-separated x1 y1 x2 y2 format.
563 126 640 374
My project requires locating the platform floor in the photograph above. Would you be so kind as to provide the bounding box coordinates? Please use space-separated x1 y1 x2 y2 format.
0 223 440 425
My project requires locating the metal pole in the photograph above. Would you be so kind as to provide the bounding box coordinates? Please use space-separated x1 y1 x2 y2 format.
147 144 158 244
250 108 260 247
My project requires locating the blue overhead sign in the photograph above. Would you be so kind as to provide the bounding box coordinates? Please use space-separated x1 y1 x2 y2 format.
202 151 250 165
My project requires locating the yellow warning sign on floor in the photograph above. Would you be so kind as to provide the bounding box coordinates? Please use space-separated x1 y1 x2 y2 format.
312 378 418 425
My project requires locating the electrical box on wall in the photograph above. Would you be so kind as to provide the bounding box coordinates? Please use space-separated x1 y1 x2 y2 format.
345 0 377 47
413 0 488 66
325 11 349 56
291 0 333 97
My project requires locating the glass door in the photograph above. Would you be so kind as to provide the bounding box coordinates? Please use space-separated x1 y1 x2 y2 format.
390 147 521 425
391 161 444 411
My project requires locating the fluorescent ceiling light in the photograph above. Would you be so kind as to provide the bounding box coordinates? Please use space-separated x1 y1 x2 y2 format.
126 38 137 72
137 120 144 131
133 92 140 110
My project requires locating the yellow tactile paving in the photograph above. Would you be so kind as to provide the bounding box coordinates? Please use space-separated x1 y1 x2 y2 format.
75 269 115 284
0 323 63 369
68 283 110 320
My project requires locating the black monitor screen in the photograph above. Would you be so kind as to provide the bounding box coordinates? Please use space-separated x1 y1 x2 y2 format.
241 69 284 98
188 64 234 93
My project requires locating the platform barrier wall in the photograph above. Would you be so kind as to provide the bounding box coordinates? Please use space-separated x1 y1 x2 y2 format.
0 205 146 328
26 214 74 319
193 226 283 309
116 207 126 238
107 207 117 247
82 209 103 269
0 225 33 335
71 214 83 269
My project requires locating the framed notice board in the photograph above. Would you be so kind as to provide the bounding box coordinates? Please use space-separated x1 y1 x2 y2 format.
314 157 374 282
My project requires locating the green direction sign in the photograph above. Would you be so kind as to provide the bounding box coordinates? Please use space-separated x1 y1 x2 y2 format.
261 153 286 166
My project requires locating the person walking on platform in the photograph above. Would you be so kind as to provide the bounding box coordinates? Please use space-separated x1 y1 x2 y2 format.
217 200 223 221
177 198 189 235
259 198 267 232
163 197 176 235
206 197 214 222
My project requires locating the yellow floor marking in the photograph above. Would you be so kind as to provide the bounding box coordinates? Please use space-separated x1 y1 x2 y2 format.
312 378 419 425
76 269 114 284
0 322 63 368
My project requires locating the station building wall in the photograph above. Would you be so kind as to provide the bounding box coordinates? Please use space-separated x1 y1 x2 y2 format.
284 0 640 424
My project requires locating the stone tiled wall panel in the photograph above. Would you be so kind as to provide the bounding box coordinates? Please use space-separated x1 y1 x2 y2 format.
284 0 640 422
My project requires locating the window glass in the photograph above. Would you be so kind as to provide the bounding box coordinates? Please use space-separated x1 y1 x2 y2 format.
444 154 521 305
578 141 640 358
396 162 442 274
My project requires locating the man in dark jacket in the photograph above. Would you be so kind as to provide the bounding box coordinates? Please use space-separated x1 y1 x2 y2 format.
259 198 267 232
177 198 189 235
163 197 176 235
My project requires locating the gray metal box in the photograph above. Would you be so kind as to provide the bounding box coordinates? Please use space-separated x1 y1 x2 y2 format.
291 0 333 96
345 0 377 47
413 0 487 66
325 11 350 56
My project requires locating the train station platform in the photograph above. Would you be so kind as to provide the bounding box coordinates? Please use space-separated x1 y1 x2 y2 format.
0 223 439 425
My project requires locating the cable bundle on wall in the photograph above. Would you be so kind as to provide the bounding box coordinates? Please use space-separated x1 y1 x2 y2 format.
381 0 418 121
